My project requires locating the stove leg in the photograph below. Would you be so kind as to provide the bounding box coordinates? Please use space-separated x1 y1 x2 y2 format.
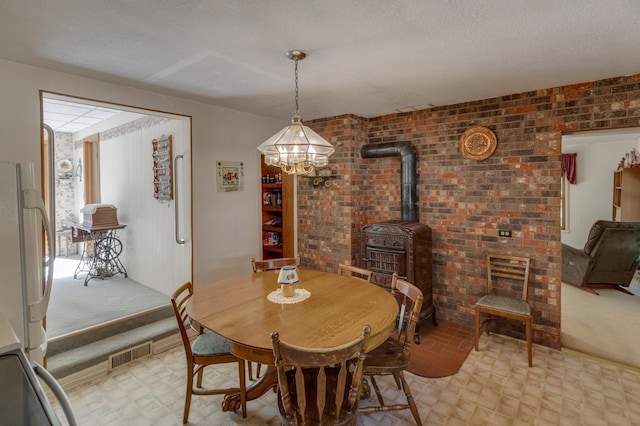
413 305 437 344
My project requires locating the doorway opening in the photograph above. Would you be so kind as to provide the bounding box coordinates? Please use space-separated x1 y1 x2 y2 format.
560 127 640 370
41 92 192 376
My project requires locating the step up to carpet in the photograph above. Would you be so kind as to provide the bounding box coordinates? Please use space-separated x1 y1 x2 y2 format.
47 304 174 357
47 317 178 379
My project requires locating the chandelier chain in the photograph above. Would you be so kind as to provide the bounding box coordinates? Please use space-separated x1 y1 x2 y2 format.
257 50 335 175
294 58 300 116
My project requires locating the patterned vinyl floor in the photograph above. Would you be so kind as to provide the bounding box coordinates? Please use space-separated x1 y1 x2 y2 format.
51 333 640 425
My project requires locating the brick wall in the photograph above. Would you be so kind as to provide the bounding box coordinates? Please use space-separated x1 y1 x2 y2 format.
298 73 640 349
298 115 369 271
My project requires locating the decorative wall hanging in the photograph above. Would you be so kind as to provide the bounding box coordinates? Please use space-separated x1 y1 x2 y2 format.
56 159 74 179
309 168 333 187
56 159 73 173
217 161 244 192
152 135 173 202
459 126 497 160
618 148 640 170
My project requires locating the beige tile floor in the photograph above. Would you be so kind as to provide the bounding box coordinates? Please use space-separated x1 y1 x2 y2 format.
50 333 640 426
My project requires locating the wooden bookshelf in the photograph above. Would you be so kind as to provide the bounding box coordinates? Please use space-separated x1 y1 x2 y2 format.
260 158 294 259
612 168 640 221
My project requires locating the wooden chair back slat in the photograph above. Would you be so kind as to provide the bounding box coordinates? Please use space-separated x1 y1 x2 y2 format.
170 282 247 422
171 282 194 358
391 273 424 354
271 325 370 425
337 263 374 282
359 273 424 425
252 256 300 272
476 253 534 367
486 254 531 300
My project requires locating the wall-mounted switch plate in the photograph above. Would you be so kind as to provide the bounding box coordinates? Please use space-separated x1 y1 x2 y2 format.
498 230 512 237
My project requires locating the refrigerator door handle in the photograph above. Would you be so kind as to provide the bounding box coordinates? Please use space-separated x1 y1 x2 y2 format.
22 188 55 321
33 361 78 426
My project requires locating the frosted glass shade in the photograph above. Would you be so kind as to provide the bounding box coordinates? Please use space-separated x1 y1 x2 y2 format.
257 115 335 175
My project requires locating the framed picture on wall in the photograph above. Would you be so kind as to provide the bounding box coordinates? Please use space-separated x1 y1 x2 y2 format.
216 160 244 192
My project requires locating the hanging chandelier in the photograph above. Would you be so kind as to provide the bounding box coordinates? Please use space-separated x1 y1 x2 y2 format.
257 50 335 175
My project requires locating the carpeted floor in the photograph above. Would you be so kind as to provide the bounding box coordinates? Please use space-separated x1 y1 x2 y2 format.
408 321 475 378
561 280 640 369
47 256 171 338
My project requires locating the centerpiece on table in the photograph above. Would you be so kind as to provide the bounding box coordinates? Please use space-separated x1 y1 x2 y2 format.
277 265 299 297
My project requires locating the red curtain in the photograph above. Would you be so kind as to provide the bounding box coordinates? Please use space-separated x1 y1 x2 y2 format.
562 153 577 184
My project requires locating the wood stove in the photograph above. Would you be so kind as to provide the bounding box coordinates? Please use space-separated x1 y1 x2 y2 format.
360 141 437 343
361 220 436 343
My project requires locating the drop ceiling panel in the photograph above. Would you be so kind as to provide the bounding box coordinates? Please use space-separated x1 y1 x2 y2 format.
43 99 122 133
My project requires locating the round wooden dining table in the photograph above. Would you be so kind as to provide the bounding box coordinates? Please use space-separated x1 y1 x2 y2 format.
185 268 399 412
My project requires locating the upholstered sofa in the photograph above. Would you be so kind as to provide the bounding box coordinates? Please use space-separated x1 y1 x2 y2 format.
562 220 640 294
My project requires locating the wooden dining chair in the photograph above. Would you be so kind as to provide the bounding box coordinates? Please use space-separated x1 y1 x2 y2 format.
251 256 300 272
475 253 533 366
337 263 373 282
360 273 423 426
271 325 371 426
249 256 300 380
171 282 247 423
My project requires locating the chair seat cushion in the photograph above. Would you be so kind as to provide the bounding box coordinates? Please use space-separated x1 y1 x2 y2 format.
363 338 409 371
191 330 231 356
476 295 530 316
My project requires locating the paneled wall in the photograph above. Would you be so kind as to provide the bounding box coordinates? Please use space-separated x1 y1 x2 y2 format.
97 116 190 296
299 73 640 349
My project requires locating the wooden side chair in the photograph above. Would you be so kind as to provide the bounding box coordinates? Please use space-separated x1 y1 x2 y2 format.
171 282 247 423
360 273 423 426
337 263 373 282
271 325 371 426
251 256 300 272
248 256 300 380
474 253 533 367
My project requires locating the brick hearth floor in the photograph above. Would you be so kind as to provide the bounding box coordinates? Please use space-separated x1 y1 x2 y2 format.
410 321 476 378
51 333 640 425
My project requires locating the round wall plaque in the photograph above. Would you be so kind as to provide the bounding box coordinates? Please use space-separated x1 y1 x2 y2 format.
459 126 497 160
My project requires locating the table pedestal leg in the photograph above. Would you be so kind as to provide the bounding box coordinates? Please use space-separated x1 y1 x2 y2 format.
222 366 277 412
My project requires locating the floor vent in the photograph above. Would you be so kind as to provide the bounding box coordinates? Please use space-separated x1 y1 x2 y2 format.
108 341 152 370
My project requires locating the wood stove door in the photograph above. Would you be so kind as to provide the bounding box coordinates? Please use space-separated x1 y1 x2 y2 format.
363 247 407 280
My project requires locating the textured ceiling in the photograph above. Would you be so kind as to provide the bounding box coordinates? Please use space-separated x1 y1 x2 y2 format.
3 1 640 122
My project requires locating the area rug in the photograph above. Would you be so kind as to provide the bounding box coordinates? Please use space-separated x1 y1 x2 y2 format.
408 321 474 378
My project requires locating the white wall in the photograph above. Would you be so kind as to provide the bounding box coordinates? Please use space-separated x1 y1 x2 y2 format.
0 58 286 290
562 130 640 248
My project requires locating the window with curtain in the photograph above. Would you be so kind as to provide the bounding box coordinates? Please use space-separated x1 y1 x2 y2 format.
560 176 566 230
561 153 577 230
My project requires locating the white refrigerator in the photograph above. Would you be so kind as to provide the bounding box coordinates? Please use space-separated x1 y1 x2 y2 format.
0 162 54 364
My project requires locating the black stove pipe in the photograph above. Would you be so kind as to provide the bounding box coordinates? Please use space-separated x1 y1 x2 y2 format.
360 142 417 222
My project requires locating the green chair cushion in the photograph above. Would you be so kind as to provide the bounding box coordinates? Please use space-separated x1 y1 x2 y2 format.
192 330 231 356
476 295 530 316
